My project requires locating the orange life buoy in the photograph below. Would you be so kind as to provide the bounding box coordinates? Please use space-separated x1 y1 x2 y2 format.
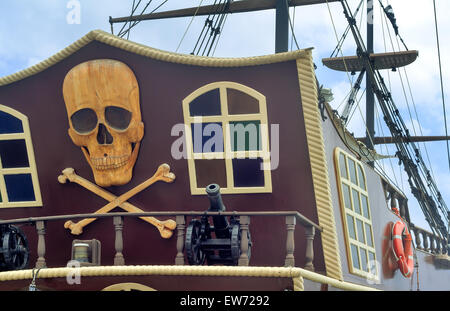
392 220 414 278
381 222 396 278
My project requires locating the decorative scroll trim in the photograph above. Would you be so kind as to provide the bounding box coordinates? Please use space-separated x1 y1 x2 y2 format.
0 29 312 87
296 54 343 281
0 265 379 291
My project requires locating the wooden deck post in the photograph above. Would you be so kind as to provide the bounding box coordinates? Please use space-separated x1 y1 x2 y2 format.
35 221 46 268
113 216 125 265
238 216 250 266
304 226 315 271
175 215 186 265
284 215 296 267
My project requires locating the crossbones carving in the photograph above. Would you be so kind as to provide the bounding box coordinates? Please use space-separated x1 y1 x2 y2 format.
58 163 176 237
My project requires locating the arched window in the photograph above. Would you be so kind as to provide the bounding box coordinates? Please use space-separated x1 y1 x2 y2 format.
334 148 377 281
0 105 42 208
182 82 272 195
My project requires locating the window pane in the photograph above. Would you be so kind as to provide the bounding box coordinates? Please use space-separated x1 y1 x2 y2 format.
347 214 356 239
356 219 365 243
189 89 221 116
4 174 35 202
195 159 227 189
339 153 347 179
342 183 352 210
232 158 265 187
351 244 360 269
361 194 370 219
229 121 261 151
360 248 368 272
0 111 23 134
365 223 373 247
352 189 361 214
348 158 357 185
357 164 366 190
227 89 260 115
0 139 29 168
191 123 223 153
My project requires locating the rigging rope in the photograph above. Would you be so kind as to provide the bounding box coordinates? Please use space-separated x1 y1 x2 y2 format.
432 0 450 172
191 0 230 56
176 0 205 53
118 0 169 39
330 0 364 58
380 0 446 224
290 6 296 51
334 0 448 238
116 0 142 38
286 0 300 50
211 12 229 56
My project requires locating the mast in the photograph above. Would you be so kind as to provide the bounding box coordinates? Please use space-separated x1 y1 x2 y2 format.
366 0 375 165
275 0 289 53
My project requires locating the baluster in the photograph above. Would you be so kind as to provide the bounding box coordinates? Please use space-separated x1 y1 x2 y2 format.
35 221 46 268
435 237 442 254
390 192 397 211
429 236 436 254
422 231 429 252
113 216 125 265
175 215 186 265
284 216 296 267
238 216 250 266
399 198 407 220
304 226 316 271
412 227 422 250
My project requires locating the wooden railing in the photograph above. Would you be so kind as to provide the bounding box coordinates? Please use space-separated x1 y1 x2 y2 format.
0 211 322 271
384 181 449 256
410 224 448 255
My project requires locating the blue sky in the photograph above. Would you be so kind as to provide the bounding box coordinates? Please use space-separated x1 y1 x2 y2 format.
0 0 449 231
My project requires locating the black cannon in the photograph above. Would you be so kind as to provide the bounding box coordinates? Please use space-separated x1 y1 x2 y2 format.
0 224 29 271
185 184 251 266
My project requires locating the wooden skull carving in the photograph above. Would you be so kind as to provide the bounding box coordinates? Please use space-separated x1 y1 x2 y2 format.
63 59 144 187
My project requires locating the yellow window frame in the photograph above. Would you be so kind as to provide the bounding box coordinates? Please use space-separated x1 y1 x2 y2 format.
182 81 272 195
334 147 378 281
0 105 42 208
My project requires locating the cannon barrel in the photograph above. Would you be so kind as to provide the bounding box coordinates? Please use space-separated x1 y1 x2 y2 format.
206 184 230 239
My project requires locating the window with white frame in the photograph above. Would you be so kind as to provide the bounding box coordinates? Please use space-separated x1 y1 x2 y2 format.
334 148 378 280
182 82 272 195
0 105 42 208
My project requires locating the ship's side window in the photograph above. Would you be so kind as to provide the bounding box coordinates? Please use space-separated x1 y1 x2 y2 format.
334 148 377 280
182 82 272 195
0 105 42 208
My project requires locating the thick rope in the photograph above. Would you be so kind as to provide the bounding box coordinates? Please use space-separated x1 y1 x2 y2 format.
0 265 379 291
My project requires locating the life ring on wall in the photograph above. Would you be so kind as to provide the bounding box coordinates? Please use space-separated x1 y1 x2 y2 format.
392 220 414 278
381 222 397 278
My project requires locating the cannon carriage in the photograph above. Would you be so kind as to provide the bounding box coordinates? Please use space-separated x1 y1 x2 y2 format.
185 184 252 266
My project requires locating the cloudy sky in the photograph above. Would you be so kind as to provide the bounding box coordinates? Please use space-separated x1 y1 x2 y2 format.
0 0 449 230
